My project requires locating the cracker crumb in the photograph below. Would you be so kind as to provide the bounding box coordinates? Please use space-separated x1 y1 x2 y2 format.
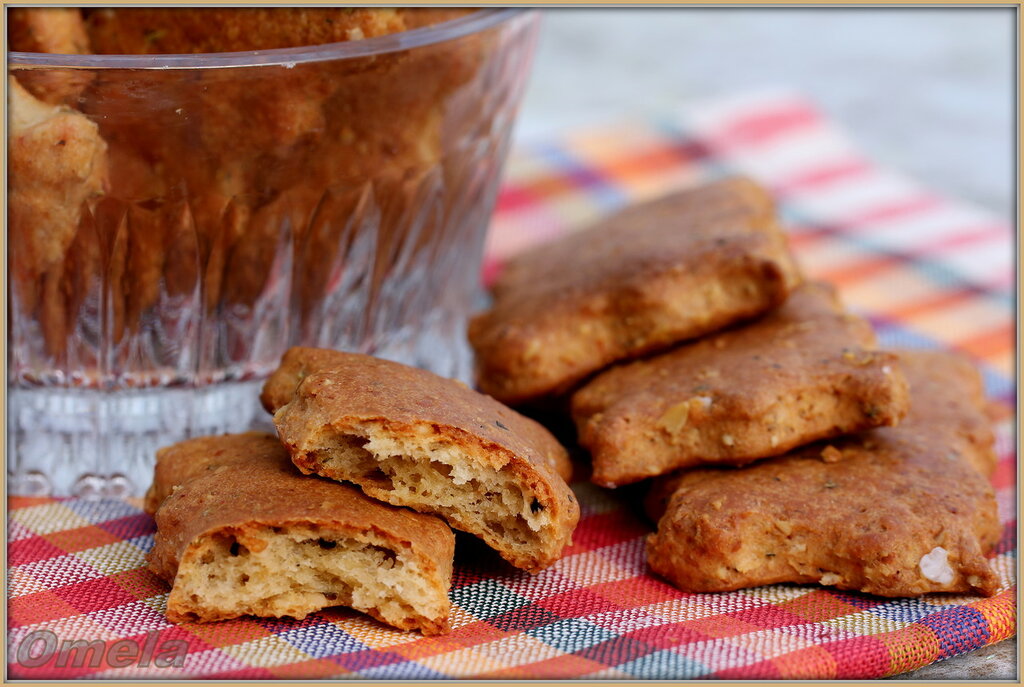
658 396 714 434
658 402 691 434
842 348 875 365
820 445 842 463
770 434 779 448
523 338 542 360
919 546 954 584
721 433 735 447
819 572 841 585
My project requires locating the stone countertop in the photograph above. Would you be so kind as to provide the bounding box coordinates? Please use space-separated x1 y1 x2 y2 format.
514 8 1015 679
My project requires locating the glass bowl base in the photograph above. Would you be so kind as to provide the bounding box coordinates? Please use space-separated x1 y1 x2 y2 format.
8 381 267 498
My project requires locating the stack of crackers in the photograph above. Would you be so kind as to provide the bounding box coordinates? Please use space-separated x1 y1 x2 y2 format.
470 177 1001 599
145 349 580 636
144 177 999 639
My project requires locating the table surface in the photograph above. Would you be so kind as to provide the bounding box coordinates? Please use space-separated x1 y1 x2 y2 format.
891 638 1016 680
513 9 1015 679
515 7 1014 222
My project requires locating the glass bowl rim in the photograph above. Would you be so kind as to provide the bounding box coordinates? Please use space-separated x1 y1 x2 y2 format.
8 7 533 70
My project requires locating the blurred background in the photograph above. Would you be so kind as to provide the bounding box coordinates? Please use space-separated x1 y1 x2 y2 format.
515 7 1014 221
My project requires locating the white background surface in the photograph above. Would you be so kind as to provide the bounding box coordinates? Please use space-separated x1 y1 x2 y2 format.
515 7 1015 221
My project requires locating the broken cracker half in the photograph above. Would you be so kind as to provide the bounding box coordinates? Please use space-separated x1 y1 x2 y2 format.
266 347 579 573
147 432 454 634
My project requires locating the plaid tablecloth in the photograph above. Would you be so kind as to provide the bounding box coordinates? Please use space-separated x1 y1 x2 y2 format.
7 90 1016 680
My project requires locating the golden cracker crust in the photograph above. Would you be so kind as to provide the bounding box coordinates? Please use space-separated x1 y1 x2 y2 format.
10 8 89 54
9 8 92 103
8 77 108 360
262 346 574 483
572 281 911 486
147 432 454 634
469 177 802 404
85 8 406 53
646 350 1001 598
75 7 482 359
267 348 579 572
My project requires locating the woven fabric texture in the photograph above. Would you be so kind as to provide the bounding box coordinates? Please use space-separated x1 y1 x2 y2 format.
7 91 1016 679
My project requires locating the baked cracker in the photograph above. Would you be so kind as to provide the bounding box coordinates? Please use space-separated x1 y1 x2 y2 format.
573 281 910 486
147 432 454 634
646 350 1001 597
469 177 802 404
267 348 580 573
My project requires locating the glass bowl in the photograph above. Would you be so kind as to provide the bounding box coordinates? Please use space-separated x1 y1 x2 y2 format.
8 8 540 497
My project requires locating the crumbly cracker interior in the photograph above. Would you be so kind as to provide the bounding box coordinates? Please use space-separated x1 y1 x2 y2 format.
172 524 444 627
311 424 554 553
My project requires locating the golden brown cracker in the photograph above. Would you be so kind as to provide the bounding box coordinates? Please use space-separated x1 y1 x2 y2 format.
572 282 910 487
469 177 802 405
646 350 1001 598
267 348 579 572
85 8 402 54
148 432 454 634
9 8 92 103
9 77 108 360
